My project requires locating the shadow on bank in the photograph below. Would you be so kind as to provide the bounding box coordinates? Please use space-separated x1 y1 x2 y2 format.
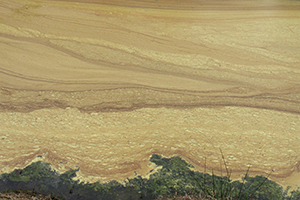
0 154 299 200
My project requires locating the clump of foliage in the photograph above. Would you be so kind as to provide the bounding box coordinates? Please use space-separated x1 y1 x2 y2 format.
1 161 58 182
127 154 297 200
0 161 141 200
0 155 299 200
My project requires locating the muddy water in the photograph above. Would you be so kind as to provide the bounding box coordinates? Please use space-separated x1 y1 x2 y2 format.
0 0 300 188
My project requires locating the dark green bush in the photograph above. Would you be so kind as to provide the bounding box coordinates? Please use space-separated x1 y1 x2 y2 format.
1 154 299 200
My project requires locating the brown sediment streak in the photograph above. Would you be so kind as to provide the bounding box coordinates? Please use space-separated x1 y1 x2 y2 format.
1 0 300 189
1 93 300 115
51 0 300 11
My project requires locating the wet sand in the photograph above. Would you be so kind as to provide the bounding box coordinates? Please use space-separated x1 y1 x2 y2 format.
0 0 300 188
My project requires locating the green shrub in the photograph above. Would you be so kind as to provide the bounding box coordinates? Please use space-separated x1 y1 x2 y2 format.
1 155 300 200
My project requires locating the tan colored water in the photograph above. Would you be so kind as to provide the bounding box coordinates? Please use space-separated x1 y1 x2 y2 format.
1 0 300 188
